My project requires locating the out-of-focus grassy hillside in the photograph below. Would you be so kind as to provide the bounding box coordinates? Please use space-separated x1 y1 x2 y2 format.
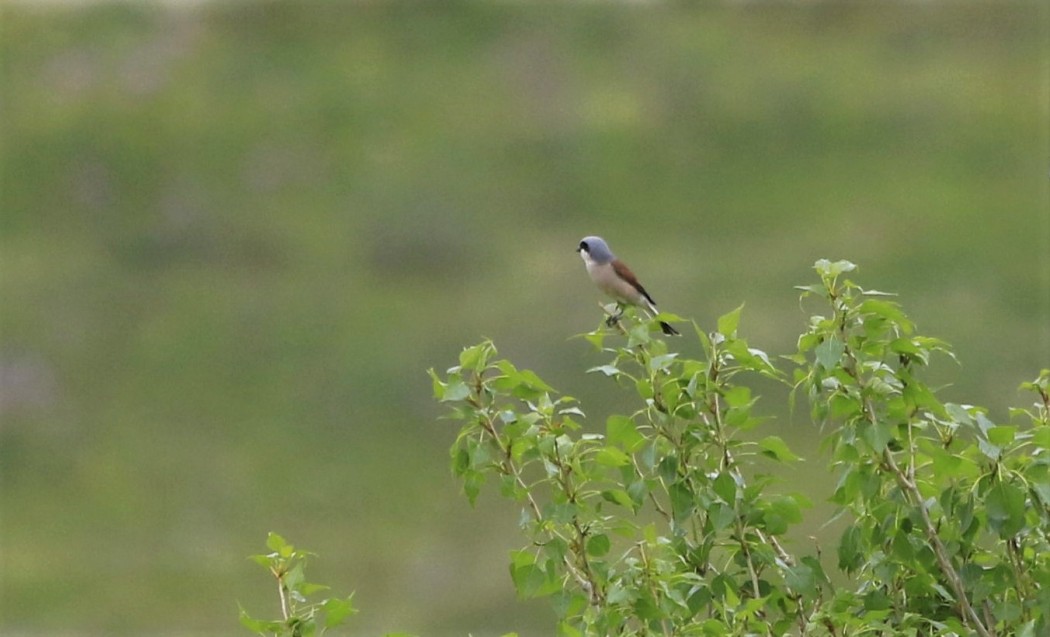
1 2 1046 635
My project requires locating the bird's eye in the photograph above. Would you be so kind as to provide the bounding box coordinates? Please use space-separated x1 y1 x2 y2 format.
578 241 589 252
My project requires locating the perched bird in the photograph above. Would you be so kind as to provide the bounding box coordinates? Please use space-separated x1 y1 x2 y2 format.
576 235 679 336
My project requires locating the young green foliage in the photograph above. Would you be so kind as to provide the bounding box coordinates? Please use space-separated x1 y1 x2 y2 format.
432 308 811 635
433 260 1049 637
241 532 535 637
792 260 1050 637
240 533 358 637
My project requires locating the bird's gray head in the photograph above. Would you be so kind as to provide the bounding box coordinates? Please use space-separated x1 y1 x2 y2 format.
577 236 615 264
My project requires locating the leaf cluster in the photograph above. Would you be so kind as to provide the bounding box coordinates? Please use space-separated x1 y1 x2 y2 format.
791 260 1050 637
431 307 812 635
240 533 358 637
431 260 1050 636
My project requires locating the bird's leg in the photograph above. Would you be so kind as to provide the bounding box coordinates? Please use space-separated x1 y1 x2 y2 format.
605 303 625 327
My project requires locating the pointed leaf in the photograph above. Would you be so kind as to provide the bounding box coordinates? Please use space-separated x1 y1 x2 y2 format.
606 415 645 452
717 304 744 336
758 435 801 462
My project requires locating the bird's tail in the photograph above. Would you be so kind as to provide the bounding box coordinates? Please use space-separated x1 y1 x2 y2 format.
658 321 680 336
643 300 680 336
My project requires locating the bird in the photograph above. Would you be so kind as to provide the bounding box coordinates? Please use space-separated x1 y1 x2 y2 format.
576 235 680 336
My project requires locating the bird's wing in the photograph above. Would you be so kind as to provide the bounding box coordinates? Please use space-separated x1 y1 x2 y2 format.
612 258 657 307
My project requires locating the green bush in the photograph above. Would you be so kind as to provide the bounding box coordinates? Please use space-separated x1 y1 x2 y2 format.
246 260 1047 636
239 532 516 637
429 260 1049 636
240 533 358 637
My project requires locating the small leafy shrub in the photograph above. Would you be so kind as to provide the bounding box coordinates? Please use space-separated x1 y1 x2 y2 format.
430 260 1050 636
240 533 358 637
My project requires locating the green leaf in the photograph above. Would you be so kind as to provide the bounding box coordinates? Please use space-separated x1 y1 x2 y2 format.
595 446 631 467
796 332 820 354
717 304 744 336
784 561 817 595
601 489 635 509
814 259 856 278
986 425 1015 446
863 589 892 611
583 330 605 351
669 480 695 522
606 415 645 452
634 377 653 400
745 347 775 373
441 377 470 402
985 481 1026 537
248 553 274 568
266 532 289 554
838 524 863 573
301 581 330 596
283 560 306 592
922 440 978 479
458 342 492 373
462 471 484 505
945 402 974 426
607 583 632 605
626 322 652 347
861 421 894 453
451 447 470 475
758 435 801 462
428 368 445 399
1031 426 1050 450
975 411 996 436
323 595 358 627
239 607 284 635
978 437 1001 461
859 299 911 333
815 336 845 370
518 368 554 393
889 337 922 355
544 501 579 525
585 533 611 557
712 472 736 504
722 385 753 409
588 364 620 377
648 353 678 374
558 621 583 637
494 361 554 399
722 578 741 607
541 537 568 562
707 502 735 530
794 283 824 295
626 480 647 508
558 405 585 419
508 549 538 596
657 455 678 483
763 496 802 534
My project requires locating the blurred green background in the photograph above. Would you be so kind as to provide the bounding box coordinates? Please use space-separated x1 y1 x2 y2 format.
2 1 1047 635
